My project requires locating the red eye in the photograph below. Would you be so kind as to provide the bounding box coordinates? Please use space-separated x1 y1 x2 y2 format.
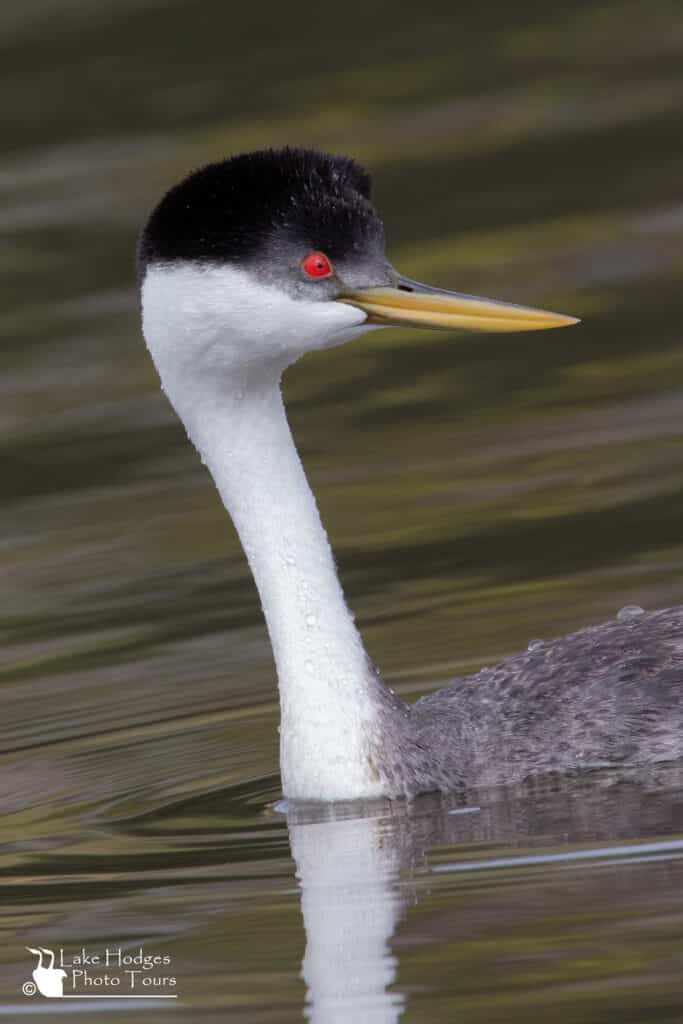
302 251 333 279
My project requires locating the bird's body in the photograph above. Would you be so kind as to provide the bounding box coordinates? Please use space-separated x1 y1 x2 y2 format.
139 148 683 802
392 606 683 796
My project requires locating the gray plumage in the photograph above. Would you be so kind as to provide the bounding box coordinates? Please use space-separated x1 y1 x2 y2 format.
370 606 683 798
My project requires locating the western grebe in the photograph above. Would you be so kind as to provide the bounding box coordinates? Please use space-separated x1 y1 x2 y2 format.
138 147 683 802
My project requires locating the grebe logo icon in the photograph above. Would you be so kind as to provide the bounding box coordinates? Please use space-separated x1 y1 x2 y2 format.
24 947 67 997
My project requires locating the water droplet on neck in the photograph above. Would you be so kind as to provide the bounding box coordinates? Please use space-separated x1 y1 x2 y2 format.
527 639 544 652
617 604 644 622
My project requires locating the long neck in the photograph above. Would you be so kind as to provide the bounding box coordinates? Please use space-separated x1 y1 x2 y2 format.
178 368 391 800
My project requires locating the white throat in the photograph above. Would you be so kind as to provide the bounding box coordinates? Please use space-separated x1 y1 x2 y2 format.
142 264 392 800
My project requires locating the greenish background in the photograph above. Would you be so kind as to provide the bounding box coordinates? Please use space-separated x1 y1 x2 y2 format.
2 1 683 1020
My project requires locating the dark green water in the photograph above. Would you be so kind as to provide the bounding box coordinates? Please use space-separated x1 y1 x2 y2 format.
2 0 683 1019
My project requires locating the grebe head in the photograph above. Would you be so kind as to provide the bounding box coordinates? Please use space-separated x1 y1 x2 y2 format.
138 147 577 385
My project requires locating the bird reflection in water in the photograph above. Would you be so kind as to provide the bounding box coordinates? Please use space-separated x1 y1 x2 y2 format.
283 767 683 1021
287 802 407 1023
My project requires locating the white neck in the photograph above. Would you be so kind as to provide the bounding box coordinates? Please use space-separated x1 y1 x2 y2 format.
189 376 390 799
142 264 393 800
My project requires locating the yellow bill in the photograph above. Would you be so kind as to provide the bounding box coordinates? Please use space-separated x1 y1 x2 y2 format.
338 275 579 333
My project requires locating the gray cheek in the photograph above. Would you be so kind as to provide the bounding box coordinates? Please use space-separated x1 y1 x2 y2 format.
334 255 393 291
